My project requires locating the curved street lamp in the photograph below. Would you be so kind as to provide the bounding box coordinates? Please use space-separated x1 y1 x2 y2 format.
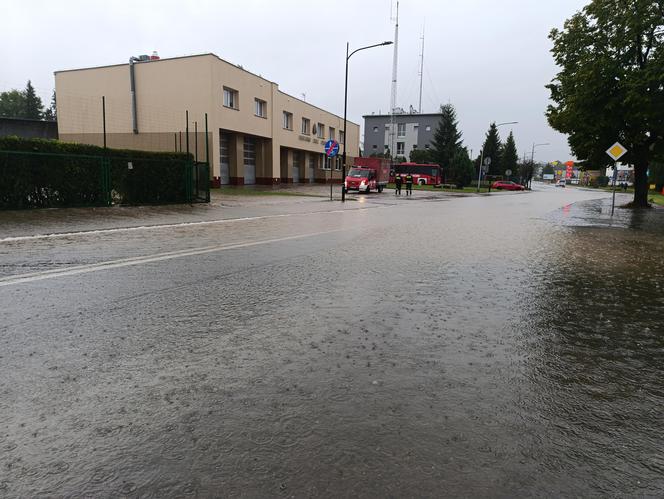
342 40 393 202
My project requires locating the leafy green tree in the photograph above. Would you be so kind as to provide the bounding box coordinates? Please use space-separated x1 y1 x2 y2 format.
0 89 26 118
449 147 475 187
23 81 43 119
409 148 431 163
480 123 502 176
430 103 463 170
546 0 664 207
501 131 518 177
43 90 57 121
518 159 536 187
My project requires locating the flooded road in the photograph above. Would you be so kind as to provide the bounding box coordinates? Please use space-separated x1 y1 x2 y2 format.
1 185 663 497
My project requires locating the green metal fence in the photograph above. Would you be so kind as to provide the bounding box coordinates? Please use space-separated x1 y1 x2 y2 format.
0 150 209 210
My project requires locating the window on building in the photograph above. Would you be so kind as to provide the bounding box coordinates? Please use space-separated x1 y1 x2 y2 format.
425 125 431 132
373 126 379 132
372 145 378 150
335 157 342 171
283 111 293 130
223 87 239 109
317 123 325 138
397 142 405 155
301 118 310 135
397 123 406 137
424 144 430 149
329 127 335 140
413 144 418 149
339 130 345 144
254 98 267 118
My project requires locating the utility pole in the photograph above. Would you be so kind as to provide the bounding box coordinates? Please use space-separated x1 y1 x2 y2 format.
389 1 399 165
418 25 425 114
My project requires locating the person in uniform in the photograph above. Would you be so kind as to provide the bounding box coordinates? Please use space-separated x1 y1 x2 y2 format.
405 173 414 196
395 173 402 196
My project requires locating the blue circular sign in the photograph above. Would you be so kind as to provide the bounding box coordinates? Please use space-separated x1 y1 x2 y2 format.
325 139 340 158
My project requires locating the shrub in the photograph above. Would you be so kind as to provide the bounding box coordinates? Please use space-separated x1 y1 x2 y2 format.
0 136 196 209
596 175 609 187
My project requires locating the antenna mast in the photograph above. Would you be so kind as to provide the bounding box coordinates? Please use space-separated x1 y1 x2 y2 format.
389 1 399 160
418 25 425 114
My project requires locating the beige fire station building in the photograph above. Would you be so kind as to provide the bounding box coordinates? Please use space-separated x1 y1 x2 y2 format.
54 53 359 185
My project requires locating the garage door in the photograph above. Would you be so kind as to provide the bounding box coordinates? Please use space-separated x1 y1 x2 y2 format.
220 132 230 185
243 137 256 185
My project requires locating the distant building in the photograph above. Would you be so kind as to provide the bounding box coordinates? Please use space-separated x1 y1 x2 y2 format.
363 111 441 158
55 53 359 185
605 163 634 184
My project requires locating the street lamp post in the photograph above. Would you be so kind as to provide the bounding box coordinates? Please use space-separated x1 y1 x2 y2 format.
342 40 393 202
531 142 550 189
476 121 518 192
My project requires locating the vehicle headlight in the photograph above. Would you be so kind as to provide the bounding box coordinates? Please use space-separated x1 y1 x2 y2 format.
360 180 366 185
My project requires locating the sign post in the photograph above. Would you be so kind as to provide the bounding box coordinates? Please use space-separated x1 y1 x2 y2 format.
325 139 340 201
606 142 628 216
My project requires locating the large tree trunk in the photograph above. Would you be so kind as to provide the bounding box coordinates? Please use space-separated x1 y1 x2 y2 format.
632 151 650 207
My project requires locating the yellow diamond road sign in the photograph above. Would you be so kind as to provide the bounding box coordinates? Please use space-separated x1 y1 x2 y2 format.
606 142 628 161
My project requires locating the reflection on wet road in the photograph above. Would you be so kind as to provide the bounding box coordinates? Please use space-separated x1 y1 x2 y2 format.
1 185 663 496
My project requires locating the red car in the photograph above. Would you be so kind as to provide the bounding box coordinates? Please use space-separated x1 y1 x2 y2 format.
491 180 526 191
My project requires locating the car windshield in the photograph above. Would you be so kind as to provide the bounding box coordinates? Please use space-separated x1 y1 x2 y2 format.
348 169 369 178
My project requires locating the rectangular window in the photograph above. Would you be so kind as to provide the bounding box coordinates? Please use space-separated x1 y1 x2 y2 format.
283 111 293 130
397 123 406 137
335 157 342 171
223 87 238 109
397 142 405 155
425 125 431 131
329 127 335 140
301 118 310 135
372 145 378 150
254 98 267 118
339 130 345 144
317 123 325 138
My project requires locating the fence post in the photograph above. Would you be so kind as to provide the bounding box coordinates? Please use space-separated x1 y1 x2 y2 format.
185 161 193 204
100 156 111 206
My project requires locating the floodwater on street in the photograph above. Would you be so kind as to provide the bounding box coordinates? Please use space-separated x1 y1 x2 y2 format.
1 185 663 497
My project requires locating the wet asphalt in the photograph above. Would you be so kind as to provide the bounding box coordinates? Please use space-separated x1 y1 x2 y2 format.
1 184 663 497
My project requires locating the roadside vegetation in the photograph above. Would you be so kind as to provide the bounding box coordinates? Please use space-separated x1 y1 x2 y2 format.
386 183 491 193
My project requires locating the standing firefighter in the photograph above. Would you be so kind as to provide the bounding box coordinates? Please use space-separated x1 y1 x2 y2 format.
395 173 402 196
405 173 413 196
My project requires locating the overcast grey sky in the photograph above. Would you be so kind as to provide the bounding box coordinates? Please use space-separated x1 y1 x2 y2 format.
2 0 587 162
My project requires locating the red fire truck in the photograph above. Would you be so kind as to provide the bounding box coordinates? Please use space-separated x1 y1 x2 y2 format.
344 157 391 194
390 163 442 186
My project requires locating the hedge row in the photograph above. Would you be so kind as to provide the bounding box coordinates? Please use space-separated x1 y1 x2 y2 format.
0 137 199 209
